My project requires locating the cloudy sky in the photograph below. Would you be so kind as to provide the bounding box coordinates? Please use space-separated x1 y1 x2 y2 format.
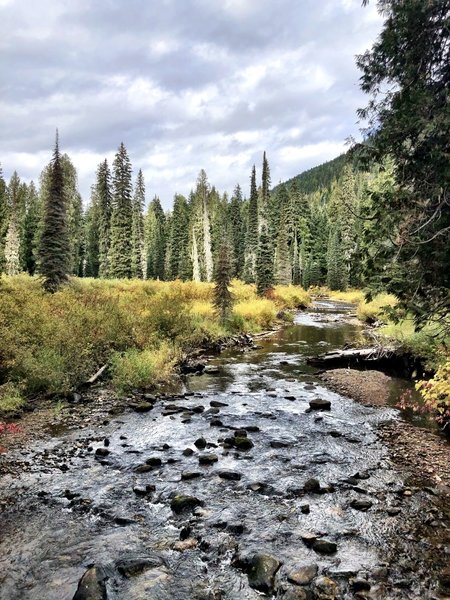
0 0 382 208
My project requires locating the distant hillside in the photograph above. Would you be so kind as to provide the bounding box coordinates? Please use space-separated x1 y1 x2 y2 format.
274 152 348 195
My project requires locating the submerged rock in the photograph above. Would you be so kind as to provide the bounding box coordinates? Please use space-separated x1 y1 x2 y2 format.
304 478 321 493
312 539 337 555
312 575 338 598
217 470 241 481
116 554 163 577
288 564 318 586
350 498 373 511
72 566 107 600
245 553 282 594
309 398 331 410
194 437 207 449
170 494 204 514
198 453 218 465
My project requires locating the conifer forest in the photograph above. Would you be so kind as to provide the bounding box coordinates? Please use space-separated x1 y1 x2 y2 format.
0 2 449 600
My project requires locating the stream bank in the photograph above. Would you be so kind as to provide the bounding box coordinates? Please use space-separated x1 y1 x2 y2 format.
0 300 449 600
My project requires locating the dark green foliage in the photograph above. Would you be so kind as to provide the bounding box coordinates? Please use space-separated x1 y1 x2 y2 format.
84 188 100 277
357 0 450 326
0 165 8 272
228 184 245 278
256 225 274 296
275 193 292 285
131 169 145 279
38 133 70 292
243 165 258 283
275 153 348 196
22 182 41 275
109 143 133 279
96 160 112 278
145 196 166 280
326 227 346 291
167 194 190 280
213 242 233 322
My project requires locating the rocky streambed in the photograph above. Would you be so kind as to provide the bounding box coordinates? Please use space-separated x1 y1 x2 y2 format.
0 301 449 600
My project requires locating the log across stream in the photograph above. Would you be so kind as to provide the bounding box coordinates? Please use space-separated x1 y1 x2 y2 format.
0 301 448 599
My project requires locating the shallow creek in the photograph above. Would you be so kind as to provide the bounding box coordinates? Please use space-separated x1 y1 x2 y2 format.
0 301 445 599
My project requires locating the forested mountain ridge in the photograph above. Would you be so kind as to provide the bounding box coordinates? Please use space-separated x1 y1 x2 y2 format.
273 152 348 196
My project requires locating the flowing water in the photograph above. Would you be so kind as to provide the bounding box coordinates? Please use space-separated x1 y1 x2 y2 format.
0 302 444 599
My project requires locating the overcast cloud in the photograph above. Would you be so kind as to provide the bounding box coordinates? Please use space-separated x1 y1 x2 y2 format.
0 0 382 208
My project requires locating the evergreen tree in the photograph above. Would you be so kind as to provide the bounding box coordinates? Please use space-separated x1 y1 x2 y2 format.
190 170 213 282
167 194 190 280
144 196 166 280
109 143 133 279
228 184 245 278
84 186 100 277
256 225 274 296
326 227 346 291
4 172 23 276
131 169 145 278
23 182 40 275
292 234 300 285
213 242 233 323
96 160 112 278
38 133 70 292
260 151 271 230
275 198 292 285
0 165 8 273
243 165 258 283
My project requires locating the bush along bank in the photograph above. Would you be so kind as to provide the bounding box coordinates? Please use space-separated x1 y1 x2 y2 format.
0 275 311 418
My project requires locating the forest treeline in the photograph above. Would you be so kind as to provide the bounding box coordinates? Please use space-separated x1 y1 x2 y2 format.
0 143 391 295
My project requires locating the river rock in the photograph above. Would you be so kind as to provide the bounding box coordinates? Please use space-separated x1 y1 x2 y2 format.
129 402 153 413
134 464 153 473
116 554 163 577
192 405 205 413
234 429 248 437
72 566 107 600
439 565 450 593
210 418 223 427
288 564 318 586
210 400 228 407
181 471 202 480
350 499 373 511
173 538 198 551
133 484 155 497
312 539 337 555
194 437 207 449
232 436 254 450
270 439 292 448
281 588 308 600
312 575 338 599
217 470 241 481
351 578 371 592
170 495 204 514
246 553 282 594
182 448 194 456
95 448 110 457
145 457 162 467
300 504 310 514
304 478 321 493
309 399 331 410
300 532 318 547
204 365 220 374
198 453 218 465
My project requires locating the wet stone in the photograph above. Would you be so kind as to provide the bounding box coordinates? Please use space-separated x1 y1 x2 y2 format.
72 566 107 600
351 578 371 592
288 563 318 586
304 478 321 493
192 405 205 413
312 576 338 598
194 437 207 449
198 454 219 466
134 464 153 473
350 498 373 511
281 588 308 600
210 419 223 427
129 402 153 413
300 532 317 546
270 439 292 448
217 470 241 481
234 429 248 437
309 398 331 410
181 471 202 480
116 554 163 577
170 494 204 514
173 538 198 551
145 457 162 467
210 400 228 407
132 484 155 497
386 507 401 516
182 448 194 456
312 539 337 555
300 504 310 514
245 553 282 594
95 447 110 457
231 436 254 451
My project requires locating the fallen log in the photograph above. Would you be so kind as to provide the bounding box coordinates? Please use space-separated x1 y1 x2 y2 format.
79 364 108 388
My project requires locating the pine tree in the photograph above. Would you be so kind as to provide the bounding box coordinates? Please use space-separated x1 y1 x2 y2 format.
275 199 292 285
190 170 213 282
292 234 300 285
4 172 23 276
0 165 8 273
243 165 258 283
23 182 41 275
144 196 166 280
260 151 271 230
213 242 233 323
109 143 133 279
96 160 112 278
256 225 274 296
131 169 145 278
39 133 70 292
84 186 100 277
228 184 245 278
326 227 346 291
167 194 190 280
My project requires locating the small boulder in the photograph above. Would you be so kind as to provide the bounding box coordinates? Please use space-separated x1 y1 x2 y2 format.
312 539 337 555
210 400 228 407
95 448 110 457
198 453 218 466
182 448 194 456
130 402 153 413
304 478 321 493
145 457 162 467
217 470 241 481
181 471 201 480
246 553 282 594
194 437 207 449
72 566 107 600
350 499 373 511
170 495 204 514
233 436 254 451
173 538 198 551
309 399 331 410
288 564 318 586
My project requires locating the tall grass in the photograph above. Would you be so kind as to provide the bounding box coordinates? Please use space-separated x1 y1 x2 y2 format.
0 275 310 406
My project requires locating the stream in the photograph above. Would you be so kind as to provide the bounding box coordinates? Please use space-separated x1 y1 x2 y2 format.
0 301 447 599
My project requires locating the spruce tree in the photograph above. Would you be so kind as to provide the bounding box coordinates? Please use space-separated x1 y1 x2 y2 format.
4 172 23 276
96 160 112 278
109 143 133 279
23 182 41 275
243 165 258 283
213 242 233 323
167 194 190 280
0 165 8 273
228 184 245 278
131 169 145 278
144 196 166 280
38 133 70 292
275 200 292 285
260 151 271 230
84 186 100 277
326 227 346 291
256 225 274 296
